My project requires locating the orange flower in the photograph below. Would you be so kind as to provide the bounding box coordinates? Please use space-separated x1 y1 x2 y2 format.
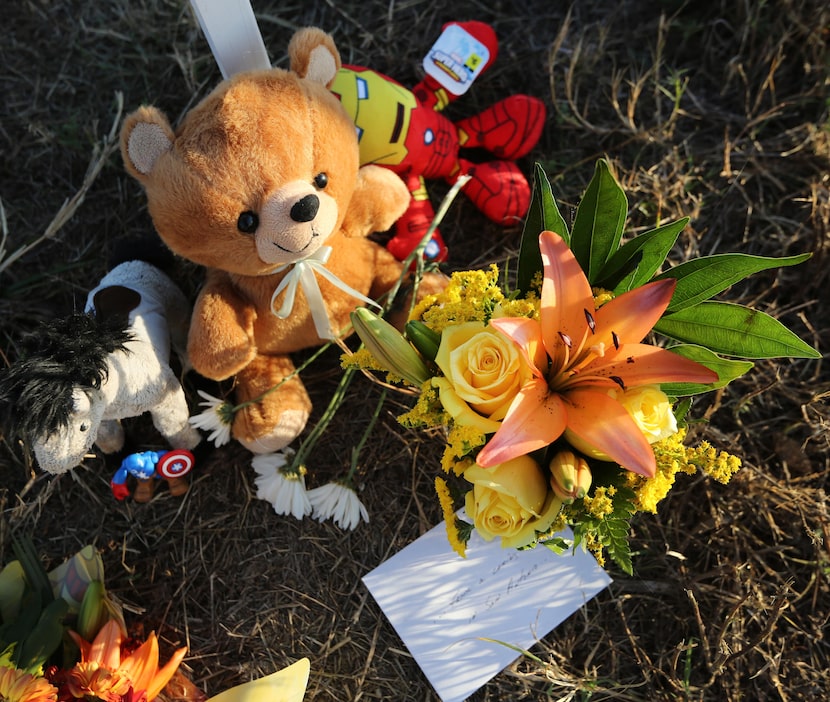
0 665 58 702
477 231 717 476
66 620 187 701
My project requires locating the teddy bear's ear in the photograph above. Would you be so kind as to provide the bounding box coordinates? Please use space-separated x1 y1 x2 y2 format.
120 106 175 181
287 27 342 88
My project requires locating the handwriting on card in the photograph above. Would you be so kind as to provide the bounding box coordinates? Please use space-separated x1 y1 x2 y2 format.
363 522 611 702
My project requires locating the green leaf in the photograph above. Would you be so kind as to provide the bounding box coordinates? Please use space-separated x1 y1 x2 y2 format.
12 537 52 609
654 301 821 358
599 516 633 575
658 252 812 312
598 217 687 293
15 597 68 673
673 397 692 424
0 594 41 656
540 537 571 555
517 164 569 295
570 159 628 284
0 561 26 623
661 344 754 396
597 217 689 295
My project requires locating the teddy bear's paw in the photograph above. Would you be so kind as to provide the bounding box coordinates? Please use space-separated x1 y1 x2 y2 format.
236 408 310 455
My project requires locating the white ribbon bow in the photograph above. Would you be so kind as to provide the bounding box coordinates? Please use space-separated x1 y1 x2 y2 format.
270 246 381 340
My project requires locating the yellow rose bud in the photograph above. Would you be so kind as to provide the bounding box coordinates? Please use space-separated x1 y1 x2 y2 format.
549 450 592 502
433 321 531 430
464 456 564 549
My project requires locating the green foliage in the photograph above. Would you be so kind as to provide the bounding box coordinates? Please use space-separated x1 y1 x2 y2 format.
657 252 812 312
517 164 569 295
654 302 821 359
569 159 628 283
0 536 69 674
599 218 687 292
571 483 638 576
405 320 441 361
518 162 819 373
662 344 755 396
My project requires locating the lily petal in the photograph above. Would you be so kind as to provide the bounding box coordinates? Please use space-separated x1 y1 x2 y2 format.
122 634 158 695
147 645 188 700
489 317 547 376
91 619 123 670
539 231 594 370
477 379 567 467
564 389 657 476
586 344 720 388
593 279 676 348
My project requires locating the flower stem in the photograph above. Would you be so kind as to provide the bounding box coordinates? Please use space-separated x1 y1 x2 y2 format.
230 341 336 412
290 366 358 473
347 388 388 484
386 174 471 311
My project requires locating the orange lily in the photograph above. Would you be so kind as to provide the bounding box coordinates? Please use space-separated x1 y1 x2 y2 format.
66 620 187 702
477 231 717 476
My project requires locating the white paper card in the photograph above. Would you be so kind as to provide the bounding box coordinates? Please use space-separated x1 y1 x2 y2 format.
363 522 611 702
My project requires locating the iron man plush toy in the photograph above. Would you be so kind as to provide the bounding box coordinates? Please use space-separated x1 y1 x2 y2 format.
331 21 546 262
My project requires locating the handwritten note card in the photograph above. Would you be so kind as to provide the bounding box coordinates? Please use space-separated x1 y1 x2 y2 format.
363 521 611 702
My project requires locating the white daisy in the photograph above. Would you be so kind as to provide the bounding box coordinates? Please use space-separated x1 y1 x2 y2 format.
251 450 311 520
188 390 234 447
308 481 369 531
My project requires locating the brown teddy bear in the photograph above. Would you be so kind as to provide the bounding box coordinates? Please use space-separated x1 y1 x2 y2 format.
120 28 437 454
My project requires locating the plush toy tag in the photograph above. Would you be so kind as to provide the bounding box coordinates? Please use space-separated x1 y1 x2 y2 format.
189 0 270 79
422 24 491 97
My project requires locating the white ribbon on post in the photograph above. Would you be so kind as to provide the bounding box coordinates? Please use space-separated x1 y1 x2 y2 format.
189 0 271 79
269 246 381 340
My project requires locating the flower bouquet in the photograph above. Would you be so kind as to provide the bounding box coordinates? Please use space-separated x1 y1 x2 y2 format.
347 160 819 573
0 539 309 702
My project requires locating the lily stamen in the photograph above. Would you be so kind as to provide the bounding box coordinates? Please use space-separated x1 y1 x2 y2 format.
584 309 596 333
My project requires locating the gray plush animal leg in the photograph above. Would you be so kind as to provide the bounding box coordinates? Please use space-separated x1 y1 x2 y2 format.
95 419 125 454
151 378 202 450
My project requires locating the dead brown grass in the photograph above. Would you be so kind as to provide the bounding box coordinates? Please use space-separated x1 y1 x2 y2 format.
1 0 829 700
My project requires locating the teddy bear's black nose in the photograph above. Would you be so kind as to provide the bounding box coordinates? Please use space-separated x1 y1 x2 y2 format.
290 194 320 223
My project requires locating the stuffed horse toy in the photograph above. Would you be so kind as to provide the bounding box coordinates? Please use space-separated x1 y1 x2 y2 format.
0 259 201 476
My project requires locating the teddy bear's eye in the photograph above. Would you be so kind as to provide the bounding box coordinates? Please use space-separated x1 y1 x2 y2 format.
313 173 328 189
237 211 259 234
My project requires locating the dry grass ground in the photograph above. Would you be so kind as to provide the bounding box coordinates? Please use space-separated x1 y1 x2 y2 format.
1 0 829 700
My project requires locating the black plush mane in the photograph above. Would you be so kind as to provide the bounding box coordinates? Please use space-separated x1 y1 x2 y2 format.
0 312 133 441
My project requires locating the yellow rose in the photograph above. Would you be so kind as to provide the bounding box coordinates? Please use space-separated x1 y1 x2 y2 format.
433 322 531 433
464 456 564 549
616 385 677 443
565 384 677 459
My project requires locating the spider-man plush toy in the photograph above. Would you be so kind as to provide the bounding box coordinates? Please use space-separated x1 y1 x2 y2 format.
331 21 546 262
